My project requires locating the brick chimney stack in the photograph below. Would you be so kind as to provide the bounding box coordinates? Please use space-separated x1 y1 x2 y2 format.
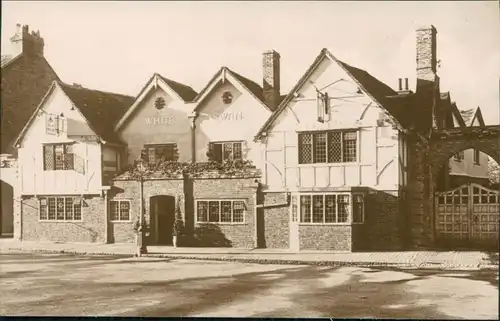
416 25 438 87
9 24 45 58
262 50 281 110
415 25 440 131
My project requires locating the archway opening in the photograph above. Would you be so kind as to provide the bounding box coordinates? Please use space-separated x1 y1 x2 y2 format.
434 148 499 250
0 180 14 237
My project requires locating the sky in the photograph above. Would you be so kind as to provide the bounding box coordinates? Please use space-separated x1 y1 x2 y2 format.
2 1 499 124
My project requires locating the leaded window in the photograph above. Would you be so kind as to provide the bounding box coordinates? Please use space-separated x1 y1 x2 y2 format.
299 130 357 164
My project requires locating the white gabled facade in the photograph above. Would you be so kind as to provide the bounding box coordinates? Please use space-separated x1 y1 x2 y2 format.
258 53 407 192
16 83 103 195
115 74 196 165
192 68 272 168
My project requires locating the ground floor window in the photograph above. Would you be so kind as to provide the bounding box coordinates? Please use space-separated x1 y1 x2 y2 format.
39 196 82 221
292 193 365 224
110 200 131 221
196 200 246 223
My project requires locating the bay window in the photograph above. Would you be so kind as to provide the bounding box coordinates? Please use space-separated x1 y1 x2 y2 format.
293 193 365 224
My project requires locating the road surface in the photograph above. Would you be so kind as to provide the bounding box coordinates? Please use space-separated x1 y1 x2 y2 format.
0 253 498 318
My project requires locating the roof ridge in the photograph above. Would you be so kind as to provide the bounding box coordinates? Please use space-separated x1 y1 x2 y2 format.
58 80 134 99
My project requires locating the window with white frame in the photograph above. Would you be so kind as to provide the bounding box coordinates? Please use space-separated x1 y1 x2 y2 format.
293 193 364 224
43 143 74 170
473 149 480 165
143 143 177 165
109 200 131 221
453 151 464 162
298 130 357 164
39 196 82 221
196 200 246 223
209 141 243 162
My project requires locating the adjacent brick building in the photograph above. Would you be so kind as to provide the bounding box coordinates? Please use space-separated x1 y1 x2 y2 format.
1 24 60 235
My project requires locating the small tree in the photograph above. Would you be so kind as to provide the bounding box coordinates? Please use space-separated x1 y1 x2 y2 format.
488 158 499 186
172 197 184 247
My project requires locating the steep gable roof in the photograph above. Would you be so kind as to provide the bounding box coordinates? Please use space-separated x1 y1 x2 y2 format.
156 74 198 102
1 54 20 68
114 73 198 131
470 106 485 127
14 81 134 147
192 67 273 113
58 82 135 143
255 48 409 140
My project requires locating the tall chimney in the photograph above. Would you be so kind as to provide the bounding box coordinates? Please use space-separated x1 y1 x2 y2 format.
416 25 438 86
416 25 440 131
262 50 281 110
9 24 45 57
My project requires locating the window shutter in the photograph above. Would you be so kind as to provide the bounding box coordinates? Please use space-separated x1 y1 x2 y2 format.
241 141 248 160
213 144 223 162
140 148 148 162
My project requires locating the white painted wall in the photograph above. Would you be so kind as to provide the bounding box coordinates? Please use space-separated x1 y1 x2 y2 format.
194 79 271 168
118 86 193 165
262 57 403 191
449 149 489 179
17 85 103 195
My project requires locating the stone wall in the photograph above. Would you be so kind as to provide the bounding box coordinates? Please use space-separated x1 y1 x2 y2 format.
299 225 352 251
192 177 258 248
259 192 289 249
21 195 105 243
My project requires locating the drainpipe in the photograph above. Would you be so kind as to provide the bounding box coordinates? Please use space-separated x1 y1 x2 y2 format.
188 112 196 163
101 186 111 244
138 175 148 254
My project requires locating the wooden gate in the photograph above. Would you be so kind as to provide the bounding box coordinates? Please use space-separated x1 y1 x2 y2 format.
435 183 499 248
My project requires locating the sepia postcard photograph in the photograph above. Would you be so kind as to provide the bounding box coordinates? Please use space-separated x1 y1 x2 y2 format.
0 0 499 319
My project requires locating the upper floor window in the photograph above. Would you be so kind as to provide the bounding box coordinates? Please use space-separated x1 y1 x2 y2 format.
298 130 357 164
293 193 364 224
453 151 464 162
196 199 246 224
39 196 82 221
143 143 177 165
209 141 242 162
43 143 74 171
110 200 131 221
473 149 480 165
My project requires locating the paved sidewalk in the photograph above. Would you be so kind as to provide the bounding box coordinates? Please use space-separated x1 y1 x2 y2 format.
0 239 498 270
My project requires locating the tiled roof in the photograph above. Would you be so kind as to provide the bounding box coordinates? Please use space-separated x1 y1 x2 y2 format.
1 55 14 67
156 74 198 102
335 60 416 128
58 82 135 144
229 69 266 105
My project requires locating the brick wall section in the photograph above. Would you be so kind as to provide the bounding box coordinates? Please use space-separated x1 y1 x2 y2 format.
1 55 59 154
111 179 184 244
192 177 258 248
357 189 405 251
299 225 352 251
21 195 105 242
259 192 289 249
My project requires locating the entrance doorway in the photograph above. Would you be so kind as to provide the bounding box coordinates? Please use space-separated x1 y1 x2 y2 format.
289 195 299 251
1 180 14 236
150 195 176 245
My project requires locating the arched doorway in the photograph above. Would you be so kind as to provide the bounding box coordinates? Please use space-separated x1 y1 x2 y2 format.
0 180 14 236
433 148 499 250
149 195 176 245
